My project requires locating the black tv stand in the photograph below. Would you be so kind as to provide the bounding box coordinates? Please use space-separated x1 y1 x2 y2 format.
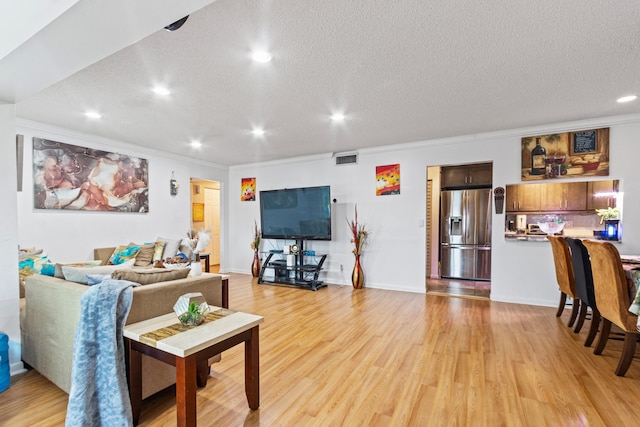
257 239 327 291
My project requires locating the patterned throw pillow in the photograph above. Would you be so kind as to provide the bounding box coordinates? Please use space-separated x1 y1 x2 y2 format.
108 245 141 265
152 241 167 262
19 250 53 298
19 250 53 283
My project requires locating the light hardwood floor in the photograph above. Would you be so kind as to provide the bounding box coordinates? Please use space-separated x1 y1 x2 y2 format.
3 273 640 426
426 277 491 299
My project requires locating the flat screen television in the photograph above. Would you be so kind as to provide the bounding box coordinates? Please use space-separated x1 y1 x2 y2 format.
260 185 331 241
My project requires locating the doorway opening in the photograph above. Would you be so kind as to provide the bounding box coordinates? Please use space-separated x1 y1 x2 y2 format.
190 178 221 273
426 163 492 298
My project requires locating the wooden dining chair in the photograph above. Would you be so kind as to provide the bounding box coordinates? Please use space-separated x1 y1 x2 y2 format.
547 236 580 327
565 238 601 346
583 240 639 376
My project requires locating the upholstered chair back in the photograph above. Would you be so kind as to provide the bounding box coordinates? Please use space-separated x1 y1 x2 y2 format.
565 238 597 310
583 240 636 332
547 236 577 299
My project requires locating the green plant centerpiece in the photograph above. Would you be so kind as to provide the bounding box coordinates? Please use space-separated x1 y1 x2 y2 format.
595 207 620 224
180 302 205 326
173 292 210 327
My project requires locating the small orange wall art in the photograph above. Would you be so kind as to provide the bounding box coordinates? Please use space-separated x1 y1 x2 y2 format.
241 177 256 201
376 164 400 196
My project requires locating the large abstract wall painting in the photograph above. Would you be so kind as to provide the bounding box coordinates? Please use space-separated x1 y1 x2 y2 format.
33 138 149 212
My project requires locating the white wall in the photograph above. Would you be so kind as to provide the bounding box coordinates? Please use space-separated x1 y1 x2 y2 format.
229 114 640 307
15 120 230 267
0 105 22 375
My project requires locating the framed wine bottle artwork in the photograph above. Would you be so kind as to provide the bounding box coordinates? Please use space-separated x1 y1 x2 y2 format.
520 128 609 181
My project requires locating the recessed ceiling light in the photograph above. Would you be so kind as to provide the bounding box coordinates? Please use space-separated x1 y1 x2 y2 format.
190 140 202 148
152 86 171 96
85 111 102 119
331 113 346 122
251 51 272 63
617 95 638 103
252 128 265 137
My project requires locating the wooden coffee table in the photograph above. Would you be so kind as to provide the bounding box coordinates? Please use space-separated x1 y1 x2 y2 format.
124 308 264 426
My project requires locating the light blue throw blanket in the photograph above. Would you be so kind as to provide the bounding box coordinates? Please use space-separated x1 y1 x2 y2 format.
65 280 137 427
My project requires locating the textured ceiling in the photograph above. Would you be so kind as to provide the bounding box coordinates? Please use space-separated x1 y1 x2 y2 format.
12 0 640 166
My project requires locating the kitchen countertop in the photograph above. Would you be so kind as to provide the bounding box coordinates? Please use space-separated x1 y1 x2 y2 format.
504 233 557 242
504 232 621 243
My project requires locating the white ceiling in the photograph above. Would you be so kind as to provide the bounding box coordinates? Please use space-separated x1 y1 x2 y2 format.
5 0 640 166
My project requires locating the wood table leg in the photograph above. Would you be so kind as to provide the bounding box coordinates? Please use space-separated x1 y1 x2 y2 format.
196 359 209 388
176 355 198 427
204 254 210 273
128 339 142 426
222 278 229 309
244 326 260 410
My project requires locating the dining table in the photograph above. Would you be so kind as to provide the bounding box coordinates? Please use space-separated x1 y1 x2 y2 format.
621 255 640 331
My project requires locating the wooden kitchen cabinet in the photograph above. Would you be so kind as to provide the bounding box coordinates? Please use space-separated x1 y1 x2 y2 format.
540 182 587 211
587 180 618 210
441 163 492 188
506 179 619 213
506 183 540 212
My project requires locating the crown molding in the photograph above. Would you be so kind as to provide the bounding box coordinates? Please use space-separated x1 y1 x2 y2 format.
15 118 228 171
359 113 640 156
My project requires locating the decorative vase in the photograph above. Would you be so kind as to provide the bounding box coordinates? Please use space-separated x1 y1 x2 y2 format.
190 253 202 276
352 255 364 289
251 251 261 277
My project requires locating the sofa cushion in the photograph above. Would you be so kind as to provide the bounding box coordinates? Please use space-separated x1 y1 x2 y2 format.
111 268 190 285
62 260 135 284
54 260 102 279
108 245 141 265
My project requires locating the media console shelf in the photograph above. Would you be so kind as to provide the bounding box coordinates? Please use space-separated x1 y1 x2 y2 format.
257 240 327 291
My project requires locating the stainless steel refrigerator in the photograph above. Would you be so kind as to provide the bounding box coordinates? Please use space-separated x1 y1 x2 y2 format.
440 188 492 280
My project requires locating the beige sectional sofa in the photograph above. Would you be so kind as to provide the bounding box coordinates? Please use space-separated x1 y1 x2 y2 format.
21 248 228 399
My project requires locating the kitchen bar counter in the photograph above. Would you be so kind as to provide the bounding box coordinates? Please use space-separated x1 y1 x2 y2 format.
504 233 621 243
504 233 552 242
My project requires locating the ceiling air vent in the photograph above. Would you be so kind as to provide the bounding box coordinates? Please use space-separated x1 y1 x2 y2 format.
335 153 358 166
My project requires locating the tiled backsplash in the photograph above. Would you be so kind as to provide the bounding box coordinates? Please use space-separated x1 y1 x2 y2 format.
505 213 603 231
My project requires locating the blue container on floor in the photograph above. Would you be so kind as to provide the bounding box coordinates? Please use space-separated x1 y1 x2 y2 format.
0 332 9 392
